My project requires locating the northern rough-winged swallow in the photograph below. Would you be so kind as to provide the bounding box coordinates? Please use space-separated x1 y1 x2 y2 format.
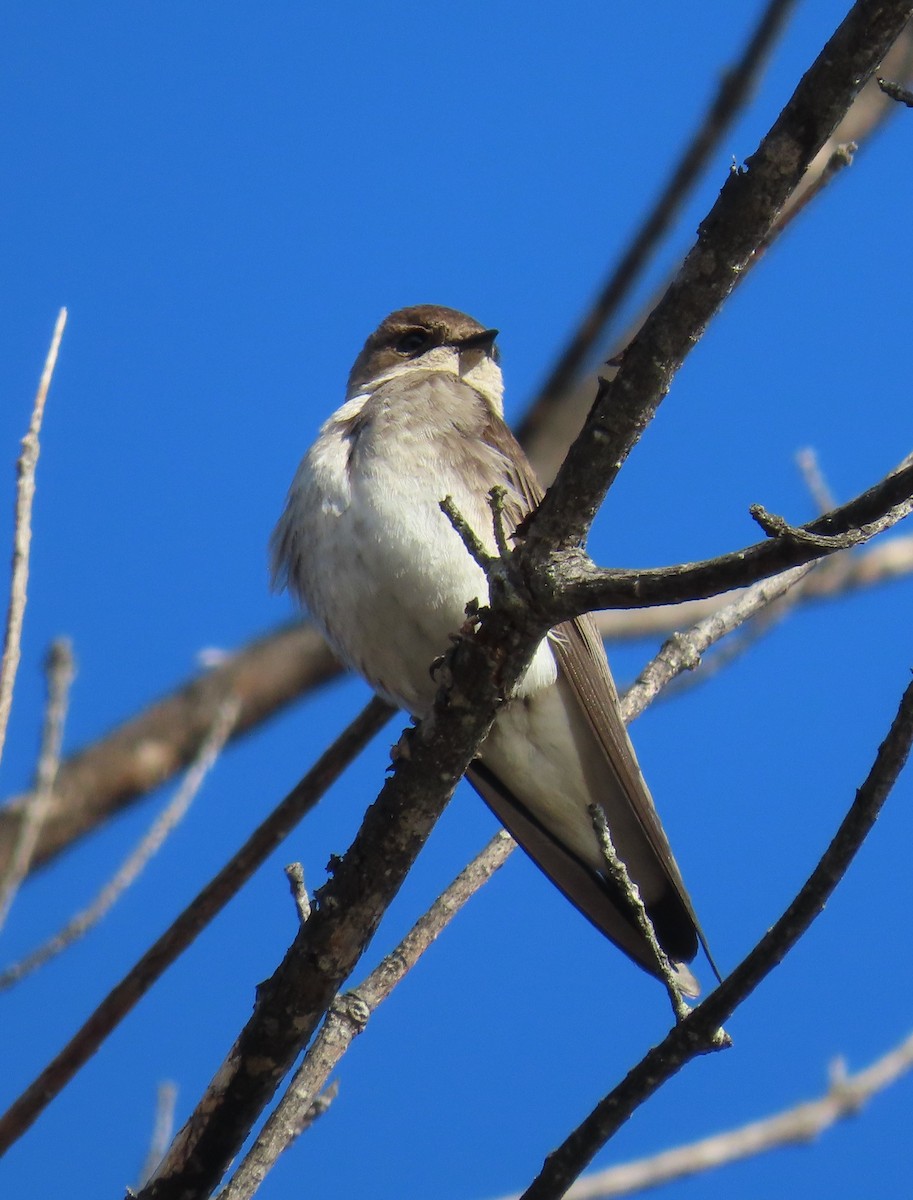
271 304 707 994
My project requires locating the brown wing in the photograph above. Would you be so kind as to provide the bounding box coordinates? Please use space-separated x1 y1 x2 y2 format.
472 412 711 979
553 613 704 961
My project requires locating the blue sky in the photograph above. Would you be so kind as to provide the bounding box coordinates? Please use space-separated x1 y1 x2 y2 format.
2 4 912 1198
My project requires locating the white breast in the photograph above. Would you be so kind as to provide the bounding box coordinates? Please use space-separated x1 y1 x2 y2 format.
273 385 556 714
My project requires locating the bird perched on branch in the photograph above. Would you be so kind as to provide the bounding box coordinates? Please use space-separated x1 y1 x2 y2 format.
272 304 709 995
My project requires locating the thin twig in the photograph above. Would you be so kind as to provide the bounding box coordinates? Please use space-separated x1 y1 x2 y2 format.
0 309 67 770
877 74 913 104
0 638 75 932
589 806 691 1019
137 1083 179 1190
596 531 913 643
218 831 515 1200
519 673 913 1200
543 460 913 625
0 696 393 1155
440 496 496 570
621 562 808 722
0 621 342 879
549 1032 913 1198
796 447 837 515
0 696 240 989
284 863 311 926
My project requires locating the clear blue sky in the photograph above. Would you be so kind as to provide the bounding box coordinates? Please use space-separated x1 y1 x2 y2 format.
2 4 912 1198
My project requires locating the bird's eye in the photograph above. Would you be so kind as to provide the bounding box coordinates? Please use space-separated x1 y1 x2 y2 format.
394 330 431 356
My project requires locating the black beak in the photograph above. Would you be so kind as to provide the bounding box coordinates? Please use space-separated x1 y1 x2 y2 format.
458 328 499 353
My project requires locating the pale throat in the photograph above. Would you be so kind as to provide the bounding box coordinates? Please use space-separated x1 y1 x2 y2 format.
460 351 504 414
357 345 505 415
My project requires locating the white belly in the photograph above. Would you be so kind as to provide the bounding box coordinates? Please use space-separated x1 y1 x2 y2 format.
283 414 556 713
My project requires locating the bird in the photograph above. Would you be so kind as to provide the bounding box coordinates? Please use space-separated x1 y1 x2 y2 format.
271 303 708 994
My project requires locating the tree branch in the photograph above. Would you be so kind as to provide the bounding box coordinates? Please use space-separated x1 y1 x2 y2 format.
218 830 516 1200
491 1030 913 1199
210 546 821 1197
596 530 913 642
134 612 525 1200
522 1 913 559
532 460 913 625
0 638 74 932
0 696 240 990
0 697 392 1155
519 674 913 1200
0 622 341 876
0 309 67 770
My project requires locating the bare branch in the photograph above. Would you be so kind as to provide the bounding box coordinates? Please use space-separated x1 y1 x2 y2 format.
877 73 913 103
0 638 75 932
522 3 913 559
134 633 515 1199
219 831 515 1199
537 460 913 626
440 495 497 571
0 622 341 877
596 531 913 642
0 696 240 990
283 862 311 926
488 1031 913 1200
0 696 392 1155
138 1083 179 1191
795 447 837 514
519 673 913 1200
589 806 692 1017
0 309 67 770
